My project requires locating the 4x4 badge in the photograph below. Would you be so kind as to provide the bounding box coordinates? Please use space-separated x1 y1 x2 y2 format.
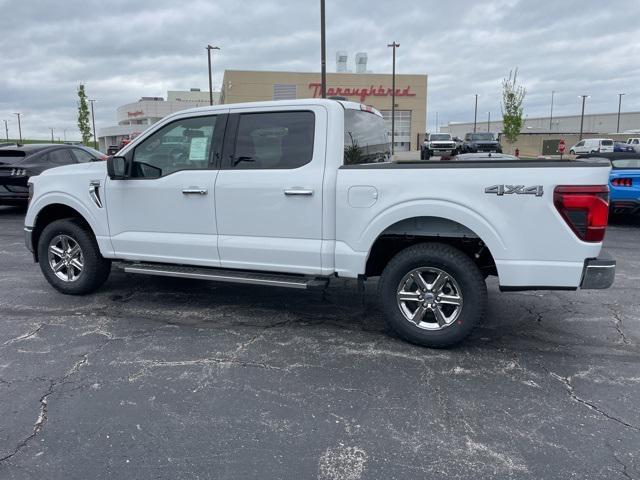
485 185 544 197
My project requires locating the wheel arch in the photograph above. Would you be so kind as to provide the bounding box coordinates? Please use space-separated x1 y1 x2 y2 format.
362 210 504 279
31 202 96 262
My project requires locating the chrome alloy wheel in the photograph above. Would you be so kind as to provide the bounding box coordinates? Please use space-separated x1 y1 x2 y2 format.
396 267 463 330
48 234 84 282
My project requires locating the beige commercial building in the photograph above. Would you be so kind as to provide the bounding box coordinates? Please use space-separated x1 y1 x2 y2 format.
221 70 428 151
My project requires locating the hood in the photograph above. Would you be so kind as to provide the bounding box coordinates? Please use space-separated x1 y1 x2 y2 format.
39 160 107 177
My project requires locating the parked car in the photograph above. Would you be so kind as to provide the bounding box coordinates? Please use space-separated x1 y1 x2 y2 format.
614 141 635 153
0 144 104 205
462 132 502 153
626 137 640 153
421 133 457 159
569 138 614 155
577 152 640 215
25 99 615 348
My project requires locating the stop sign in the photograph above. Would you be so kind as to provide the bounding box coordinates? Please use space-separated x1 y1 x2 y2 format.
558 139 566 154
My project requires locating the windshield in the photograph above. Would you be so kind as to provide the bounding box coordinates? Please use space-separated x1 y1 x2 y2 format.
430 134 451 141
470 133 494 141
344 109 390 165
612 158 640 169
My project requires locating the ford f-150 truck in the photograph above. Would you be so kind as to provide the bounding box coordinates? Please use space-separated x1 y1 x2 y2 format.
24 99 616 348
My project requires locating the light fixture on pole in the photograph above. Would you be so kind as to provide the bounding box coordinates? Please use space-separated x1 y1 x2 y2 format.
549 90 555 131
387 41 400 155
617 93 625 133
13 113 22 143
578 95 589 140
473 94 478 133
89 99 97 149
206 45 220 106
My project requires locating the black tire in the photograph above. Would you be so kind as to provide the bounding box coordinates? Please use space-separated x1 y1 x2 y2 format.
569 149 575 155
37 218 111 295
425 150 432 160
420 148 426 160
378 243 487 348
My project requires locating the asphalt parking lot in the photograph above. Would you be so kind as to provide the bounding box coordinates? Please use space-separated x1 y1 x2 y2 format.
0 206 638 479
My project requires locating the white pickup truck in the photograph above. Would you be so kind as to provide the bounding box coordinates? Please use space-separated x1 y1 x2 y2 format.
24 99 615 347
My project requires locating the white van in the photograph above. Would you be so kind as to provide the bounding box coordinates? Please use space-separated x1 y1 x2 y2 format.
569 138 614 155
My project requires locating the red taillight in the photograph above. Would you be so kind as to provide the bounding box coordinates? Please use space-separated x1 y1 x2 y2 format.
612 178 633 187
554 185 609 242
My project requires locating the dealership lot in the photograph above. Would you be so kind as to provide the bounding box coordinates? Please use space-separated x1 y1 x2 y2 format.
0 206 638 479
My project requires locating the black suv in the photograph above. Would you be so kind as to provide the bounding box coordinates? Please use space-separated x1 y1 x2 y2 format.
0 144 105 205
462 132 502 153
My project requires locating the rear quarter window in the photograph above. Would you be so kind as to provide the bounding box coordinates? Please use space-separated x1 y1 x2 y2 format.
601 140 613 146
344 109 390 165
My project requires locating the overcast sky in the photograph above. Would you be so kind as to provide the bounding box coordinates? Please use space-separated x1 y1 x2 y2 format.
1 0 639 141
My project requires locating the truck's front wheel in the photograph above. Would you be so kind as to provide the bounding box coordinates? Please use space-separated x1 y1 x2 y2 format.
37 219 111 295
378 243 487 348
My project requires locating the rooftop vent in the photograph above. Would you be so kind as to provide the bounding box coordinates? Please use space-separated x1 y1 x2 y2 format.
336 51 348 73
355 52 368 73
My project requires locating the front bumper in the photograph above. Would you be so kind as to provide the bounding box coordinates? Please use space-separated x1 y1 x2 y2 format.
580 256 616 289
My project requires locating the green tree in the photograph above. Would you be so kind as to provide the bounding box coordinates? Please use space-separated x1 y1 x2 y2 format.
501 68 526 145
77 83 92 145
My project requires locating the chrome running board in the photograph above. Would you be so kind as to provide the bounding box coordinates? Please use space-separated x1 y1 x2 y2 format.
123 263 329 290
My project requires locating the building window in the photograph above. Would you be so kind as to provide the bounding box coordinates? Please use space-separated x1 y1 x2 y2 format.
380 110 412 151
273 84 297 101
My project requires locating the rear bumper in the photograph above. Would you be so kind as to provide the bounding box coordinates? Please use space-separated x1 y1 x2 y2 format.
580 256 616 289
611 199 640 214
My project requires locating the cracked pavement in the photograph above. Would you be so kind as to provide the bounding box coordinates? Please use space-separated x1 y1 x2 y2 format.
0 206 639 479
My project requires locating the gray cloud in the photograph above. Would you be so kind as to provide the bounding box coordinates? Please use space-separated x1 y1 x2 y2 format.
0 0 638 140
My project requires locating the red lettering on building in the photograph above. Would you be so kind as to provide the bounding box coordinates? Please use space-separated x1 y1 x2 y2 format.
127 110 144 117
308 83 416 102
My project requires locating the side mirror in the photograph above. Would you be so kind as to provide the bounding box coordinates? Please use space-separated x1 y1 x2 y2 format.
107 156 128 179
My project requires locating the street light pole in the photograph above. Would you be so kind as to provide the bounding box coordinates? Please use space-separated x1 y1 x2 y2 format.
435 111 438 133
13 113 22 143
549 90 555 131
89 99 97 149
50 128 54 143
387 41 400 155
578 95 589 140
320 0 327 99
206 45 220 106
617 93 625 133
63 128 67 142
3 120 8 142
487 111 491 132
473 94 478 133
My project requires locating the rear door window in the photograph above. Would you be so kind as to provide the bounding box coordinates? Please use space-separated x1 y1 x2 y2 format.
47 149 76 165
231 111 315 169
71 148 95 163
344 109 390 165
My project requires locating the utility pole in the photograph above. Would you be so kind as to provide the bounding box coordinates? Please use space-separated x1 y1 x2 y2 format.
206 45 220 106
549 90 555 131
617 93 625 133
387 41 400 155
13 113 22 143
50 128 54 142
3 120 8 142
320 0 327 98
435 112 438 133
89 99 97 149
63 128 67 142
487 111 491 132
579 95 589 140
473 94 478 133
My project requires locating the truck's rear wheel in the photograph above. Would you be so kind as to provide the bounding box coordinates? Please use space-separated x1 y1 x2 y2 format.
37 219 111 295
378 243 487 348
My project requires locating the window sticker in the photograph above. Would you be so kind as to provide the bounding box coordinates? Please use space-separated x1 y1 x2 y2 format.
189 137 208 160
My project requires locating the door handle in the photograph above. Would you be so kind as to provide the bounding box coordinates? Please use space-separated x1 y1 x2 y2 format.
284 188 314 196
182 187 208 195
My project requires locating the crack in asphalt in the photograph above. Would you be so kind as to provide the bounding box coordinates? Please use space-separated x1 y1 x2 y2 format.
2 323 46 345
549 371 640 433
0 355 89 464
607 305 632 345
